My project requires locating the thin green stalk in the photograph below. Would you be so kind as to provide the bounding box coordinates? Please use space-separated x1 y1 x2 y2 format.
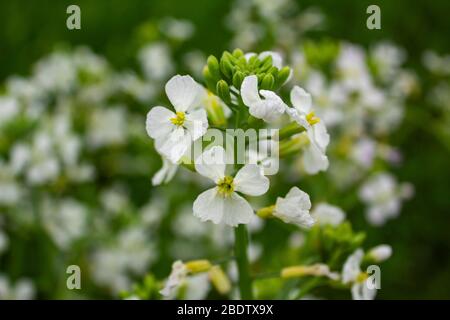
234 224 253 299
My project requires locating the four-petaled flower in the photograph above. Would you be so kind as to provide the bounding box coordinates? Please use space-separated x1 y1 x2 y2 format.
273 187 315 228
146 75 208 163
193 146 269 227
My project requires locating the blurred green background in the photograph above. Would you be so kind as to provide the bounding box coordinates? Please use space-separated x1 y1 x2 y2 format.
1 0 449 299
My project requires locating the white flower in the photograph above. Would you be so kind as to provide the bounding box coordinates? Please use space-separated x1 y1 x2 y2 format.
273 187 314 228
311 203 345 226
368 244 392 263
0 96 19 126
193 146 269 227
152 157 178 186
342 249 377 300
0 275 35 300
146 75 208 163
138 43 174 81
160 260 188 298
359 172 413 226
241 75 287 123
287 86 330 174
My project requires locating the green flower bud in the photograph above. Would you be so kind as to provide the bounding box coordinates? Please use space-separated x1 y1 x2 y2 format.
216 80 231 104
203 66 217 92
260 74 275 90
232 48 244 58
219 58 234 79
259 55 273 71
275 66 291 87
207 55 220 79
232 71 245 89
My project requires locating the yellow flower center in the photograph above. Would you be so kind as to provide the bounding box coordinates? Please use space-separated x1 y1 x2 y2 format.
356 272 368 283
170 111 186 126
306 111 320 126
217 176 235 197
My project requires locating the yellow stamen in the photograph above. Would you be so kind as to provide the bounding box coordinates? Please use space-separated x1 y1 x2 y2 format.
356 272 368 283
170 111 186 126
306 112 320 126
217 176 234 197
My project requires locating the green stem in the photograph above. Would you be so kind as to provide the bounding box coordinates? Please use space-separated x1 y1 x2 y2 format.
234 224 253 299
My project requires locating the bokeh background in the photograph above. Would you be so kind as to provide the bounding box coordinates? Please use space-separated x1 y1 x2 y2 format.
0 0 449 299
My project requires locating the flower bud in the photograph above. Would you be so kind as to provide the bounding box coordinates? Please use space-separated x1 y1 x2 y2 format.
232 48 244 58
220 59 234 79
261 74 275 90
256 205 275 219
207 55 220 79
232 71 245 89
185 259 212 273
367 245 392 263
209 266 231 295
276 66 292 87
216 80 231 104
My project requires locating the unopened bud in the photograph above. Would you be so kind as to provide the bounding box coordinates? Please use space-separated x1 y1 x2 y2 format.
209 266 231 295
185 259 212 273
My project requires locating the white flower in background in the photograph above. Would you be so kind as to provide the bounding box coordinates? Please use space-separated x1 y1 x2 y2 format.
0 96 19 126
336 44 371 92
146 75 208 163
273 187 314 228
359 172 413 226
115 72 157 103
342 249 377 300
311 202 345 226
159 18 195 41
370 42 406 82
184 273 210 300
422 51 450 76
25 133 60 185
88 106 127 148
0 275 35 300
152 157 179 186
193 146 269 227
241 75 287 123
33 52 77 94
0 161 22 206
160 260 188 298
138 42 174 81
350 137 376 169
287 86 330 174
41 198 87 249
368 244 392 263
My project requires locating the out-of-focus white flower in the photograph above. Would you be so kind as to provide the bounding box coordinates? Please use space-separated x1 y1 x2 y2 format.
159 18 195 41
311 202 345 226
423 51 450 76
41 198 87 249
0 275 35 300
241 75 287 123
33 52 77 94
273 187 314 228
184 273 210 300
350 137 376 169
336 44 371 92
0 161 22 205
342 249 376 300
368 244 392 263
287 86 330 174
138 43 174 81
146 75 208 163
88 106 127 148
0 96 19 126
193 146 269 227
359 172 413 226
160 260 188 298
370 42 406 82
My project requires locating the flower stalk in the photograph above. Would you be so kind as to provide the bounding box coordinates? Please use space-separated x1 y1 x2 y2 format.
234 224 253 299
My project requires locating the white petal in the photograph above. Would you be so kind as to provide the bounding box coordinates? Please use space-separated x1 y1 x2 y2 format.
241 75 261 107
146 107 175 140
184 109 208 141
248 90 286 123
259 51 283 69
195 146 226 182
303 141 329 174
310 122 330 151
286 107 310 128
165 75 200 112
234 164 269 196
290 86 312 114
274 187 314 228
193 188 254 226
152 158 178 186
155 127 191 163
342 249 364 284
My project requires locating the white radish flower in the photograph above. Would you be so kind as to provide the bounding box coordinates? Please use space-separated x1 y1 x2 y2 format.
146 75 208 163
311 202 346 226
273 187 315 228
241 75 287 123
287 86 330 174
152 157 178 186
193 146 269 227
159 260 188 298
342 249 377 300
